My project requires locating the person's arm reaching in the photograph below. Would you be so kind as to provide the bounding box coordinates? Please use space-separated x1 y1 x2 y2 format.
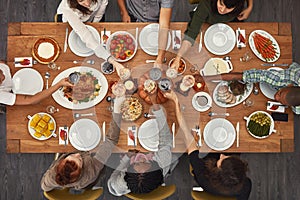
154 7 172 68
117 0 131 22
14 78 73 105
164 90 197 154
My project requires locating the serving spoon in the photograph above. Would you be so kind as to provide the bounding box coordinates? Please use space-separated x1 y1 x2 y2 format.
45 72 50 89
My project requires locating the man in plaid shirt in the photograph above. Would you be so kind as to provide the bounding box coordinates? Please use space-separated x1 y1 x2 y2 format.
204 62 300 114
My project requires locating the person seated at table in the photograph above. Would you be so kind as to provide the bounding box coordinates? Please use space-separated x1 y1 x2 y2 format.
170 0 253 70
107 88 177 196
41 96 125 191
56 0 125 70
117 0 174 68
164 90 252 200
0 63 73 106
203 62 300 114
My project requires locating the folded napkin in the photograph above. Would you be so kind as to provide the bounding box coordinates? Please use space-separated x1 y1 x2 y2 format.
14 57 33 67
127 126 137 146
59 126 69 145
172 30 181 50
236 28 246 48
267 101 285 113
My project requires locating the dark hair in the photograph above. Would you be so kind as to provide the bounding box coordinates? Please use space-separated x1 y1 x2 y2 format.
124 161 163 194
284 86 300 106
204 156 248 194
68 0 97 15
55 158 82 186
211 0 245 16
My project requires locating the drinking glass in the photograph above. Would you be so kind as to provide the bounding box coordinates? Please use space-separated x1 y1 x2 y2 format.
243 98 254 107
112 82 126 97
48 62 60 70
240 51 252 62
46 105 59 114
118 67 131 81
180 75 195 92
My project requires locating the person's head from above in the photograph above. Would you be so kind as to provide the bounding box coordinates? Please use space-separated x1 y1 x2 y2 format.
211 154 248 188
68 0 97 14
124 153 163 193
0 69 5 85
274 86 300 106
213 0 245 15
55 153 83 186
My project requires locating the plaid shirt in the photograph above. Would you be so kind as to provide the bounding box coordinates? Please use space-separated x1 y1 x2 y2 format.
242 62 300 114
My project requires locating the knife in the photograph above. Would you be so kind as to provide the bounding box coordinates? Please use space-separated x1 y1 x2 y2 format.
171 123 175 148
236 122 240 147
261 63 289 67
102 121 106 142
198 31 203 52
63 27 68 53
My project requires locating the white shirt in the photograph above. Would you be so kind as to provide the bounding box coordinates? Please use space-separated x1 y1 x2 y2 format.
0 63 16 105
57 0 110 60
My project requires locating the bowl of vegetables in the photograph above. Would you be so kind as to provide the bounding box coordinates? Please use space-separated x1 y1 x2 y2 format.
244 111 276 139
106 31 137 62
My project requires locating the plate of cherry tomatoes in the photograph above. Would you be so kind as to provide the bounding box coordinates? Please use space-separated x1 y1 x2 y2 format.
106 31 137 62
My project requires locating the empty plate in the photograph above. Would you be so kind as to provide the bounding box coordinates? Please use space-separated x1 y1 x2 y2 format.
69 118 101 151
139 23 171 56
68 25 100 57
138 119 159 151
203 118 236 151
204 23 236 55
12 68 43 95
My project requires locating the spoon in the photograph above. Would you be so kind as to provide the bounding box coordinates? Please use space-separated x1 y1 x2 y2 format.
74 113 95 118
45 72 50 89
73 59 95 65
146 57 167 63
208 112 230 117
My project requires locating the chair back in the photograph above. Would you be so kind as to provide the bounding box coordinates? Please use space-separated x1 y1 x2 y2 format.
124 184 176 200
43 187 103 200
191 190 236 200
189 0 200 4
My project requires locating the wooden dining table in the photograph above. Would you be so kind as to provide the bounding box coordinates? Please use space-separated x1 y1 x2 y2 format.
6 22 293 153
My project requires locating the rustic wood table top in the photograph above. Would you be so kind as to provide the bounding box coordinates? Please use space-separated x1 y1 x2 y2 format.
6 22 294 153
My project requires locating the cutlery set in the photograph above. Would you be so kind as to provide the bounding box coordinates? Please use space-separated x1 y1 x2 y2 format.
192 125 201 147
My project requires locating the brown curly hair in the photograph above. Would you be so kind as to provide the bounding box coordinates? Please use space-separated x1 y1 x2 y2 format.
204 156 248 195
55 158 82 186
68 0 98 15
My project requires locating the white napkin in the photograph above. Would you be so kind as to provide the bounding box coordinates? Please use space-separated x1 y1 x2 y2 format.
14 57 33 67
172 30 181 50
127 126 137 146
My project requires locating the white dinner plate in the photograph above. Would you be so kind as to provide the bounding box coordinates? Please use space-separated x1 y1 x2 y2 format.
27 112 56 140
200 58 233 76
68 25 101 57
249 30 280 63
69 118 101 151
139 23 171 56
12 68 43 95
213 81 253 108
52 66 108 110
192 92 212 112
259 67 283 99
203 118 236 151
138 119 159 151
204 23 236 55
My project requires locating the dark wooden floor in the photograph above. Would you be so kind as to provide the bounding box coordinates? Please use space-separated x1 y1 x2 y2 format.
1 0 300 199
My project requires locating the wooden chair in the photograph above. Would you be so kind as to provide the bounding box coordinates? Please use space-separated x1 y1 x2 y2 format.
191 190 236 200
124 184 176 200
54 13 58 22
189 0 200 4
43 187 103 200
